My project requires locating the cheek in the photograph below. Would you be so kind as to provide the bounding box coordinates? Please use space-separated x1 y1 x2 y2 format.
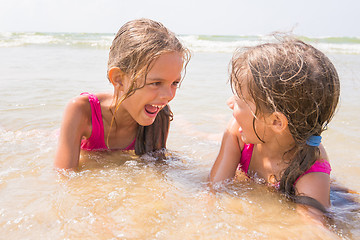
123 91 145 109
169 88 177 101
232 104 243 122
121 95 137 111
232 103 254 126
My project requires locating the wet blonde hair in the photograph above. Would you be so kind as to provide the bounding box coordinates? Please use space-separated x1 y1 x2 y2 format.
231 37 340 212
107 18 191 154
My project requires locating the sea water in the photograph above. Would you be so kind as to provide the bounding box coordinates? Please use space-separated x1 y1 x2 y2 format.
0 32 359 239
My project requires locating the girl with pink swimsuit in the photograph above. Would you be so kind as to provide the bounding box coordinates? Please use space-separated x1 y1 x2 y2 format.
54 19 190 170
210 37 340 225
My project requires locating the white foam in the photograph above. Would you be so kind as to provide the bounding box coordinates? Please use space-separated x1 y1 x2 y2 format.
1 32 360 54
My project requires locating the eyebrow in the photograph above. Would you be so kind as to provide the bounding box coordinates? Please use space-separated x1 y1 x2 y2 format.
146 76 181 81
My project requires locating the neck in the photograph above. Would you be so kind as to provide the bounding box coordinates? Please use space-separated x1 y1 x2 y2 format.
251 134 296 183
256 132 296 162
110 104 138 130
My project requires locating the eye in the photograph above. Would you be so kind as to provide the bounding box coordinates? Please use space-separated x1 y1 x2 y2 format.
172 81 180 87
149 82 161 86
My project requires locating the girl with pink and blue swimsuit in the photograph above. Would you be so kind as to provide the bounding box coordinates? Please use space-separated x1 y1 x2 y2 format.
210 38 340 225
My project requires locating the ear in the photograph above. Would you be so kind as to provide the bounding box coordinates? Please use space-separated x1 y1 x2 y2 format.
268 111 288 133
108 67 125 89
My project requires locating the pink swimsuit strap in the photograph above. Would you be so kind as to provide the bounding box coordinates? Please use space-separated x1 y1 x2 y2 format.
294 159 331 184
239 144 331 183
239 144 254 174
80 93 135 151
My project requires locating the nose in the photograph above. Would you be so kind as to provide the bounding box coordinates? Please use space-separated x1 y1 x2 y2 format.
227 96 235 110
160 85 176 101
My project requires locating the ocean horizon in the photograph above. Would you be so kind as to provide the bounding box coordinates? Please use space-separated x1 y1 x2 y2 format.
1 31 360 55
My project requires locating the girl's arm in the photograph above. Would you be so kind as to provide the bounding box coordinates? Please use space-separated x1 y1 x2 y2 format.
54 96 91 170
294 144 331 224
295 172 331 208
295 172 331 225
209 117 243 182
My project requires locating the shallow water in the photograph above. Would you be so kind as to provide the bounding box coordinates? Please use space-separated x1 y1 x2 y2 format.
1 34 360 239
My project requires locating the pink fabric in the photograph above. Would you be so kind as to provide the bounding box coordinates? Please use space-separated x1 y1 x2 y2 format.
239 144 254 174
80 93 135 151
294 160 331 184
239 144 331 182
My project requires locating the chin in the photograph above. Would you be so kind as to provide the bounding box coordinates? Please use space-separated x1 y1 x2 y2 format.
241 136 251 144
138 118 156 127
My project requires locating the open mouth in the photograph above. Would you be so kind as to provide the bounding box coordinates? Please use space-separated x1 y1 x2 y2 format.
145 104 164 115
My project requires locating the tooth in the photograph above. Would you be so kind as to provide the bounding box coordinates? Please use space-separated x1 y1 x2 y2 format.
151 104 162 108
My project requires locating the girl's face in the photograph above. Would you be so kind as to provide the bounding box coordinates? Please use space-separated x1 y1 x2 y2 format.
122 52 183 126
228 83 268 144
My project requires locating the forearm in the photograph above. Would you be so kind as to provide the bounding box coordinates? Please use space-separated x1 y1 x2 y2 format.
296 204 328 227
209 156 239 182
54 97 88 170
54 135 81 170
209 130 242 182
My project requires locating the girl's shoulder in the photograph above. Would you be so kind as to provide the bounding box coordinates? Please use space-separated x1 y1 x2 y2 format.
294 168 331 208
318 143 330 163
79 92 112 101
75 92 113 109
66 94 92 115
296 143 331 181
294 143 332 208
92 92 113 100
60 94 95 140
63 92 110 122
87 92 113 108
305 143 332 176
61 95 93 130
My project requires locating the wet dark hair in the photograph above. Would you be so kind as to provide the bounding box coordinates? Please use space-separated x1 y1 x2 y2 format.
107 18 191 155
135 105 173 155
230 37 340 212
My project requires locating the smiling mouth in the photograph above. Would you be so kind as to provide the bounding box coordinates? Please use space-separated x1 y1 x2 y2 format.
145 104 165 115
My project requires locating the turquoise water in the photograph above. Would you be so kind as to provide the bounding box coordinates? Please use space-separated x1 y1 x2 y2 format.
0 33 359 239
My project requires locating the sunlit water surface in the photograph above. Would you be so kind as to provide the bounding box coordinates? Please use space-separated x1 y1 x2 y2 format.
1 34 360 239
